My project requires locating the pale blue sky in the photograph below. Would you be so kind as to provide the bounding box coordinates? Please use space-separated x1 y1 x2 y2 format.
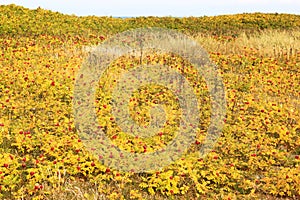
0 0 299 17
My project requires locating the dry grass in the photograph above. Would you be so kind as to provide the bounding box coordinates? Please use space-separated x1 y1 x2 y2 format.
195 29 300 59
83 29 300 60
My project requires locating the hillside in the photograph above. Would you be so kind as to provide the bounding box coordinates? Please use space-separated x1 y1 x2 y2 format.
0 4 300 200
1 4 300 39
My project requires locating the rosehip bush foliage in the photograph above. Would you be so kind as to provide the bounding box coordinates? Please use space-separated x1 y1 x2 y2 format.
0 5 300 199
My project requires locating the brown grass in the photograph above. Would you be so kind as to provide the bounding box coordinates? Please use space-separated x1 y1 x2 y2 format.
195 29 300 58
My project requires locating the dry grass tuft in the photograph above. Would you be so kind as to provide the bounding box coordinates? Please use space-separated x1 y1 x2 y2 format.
195 29 300 59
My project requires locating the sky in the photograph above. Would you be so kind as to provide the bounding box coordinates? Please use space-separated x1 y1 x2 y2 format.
0 0 299 17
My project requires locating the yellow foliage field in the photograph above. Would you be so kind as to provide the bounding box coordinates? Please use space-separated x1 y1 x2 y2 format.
0 4 299 200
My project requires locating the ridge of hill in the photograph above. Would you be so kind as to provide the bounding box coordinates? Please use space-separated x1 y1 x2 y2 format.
1 4 300 38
